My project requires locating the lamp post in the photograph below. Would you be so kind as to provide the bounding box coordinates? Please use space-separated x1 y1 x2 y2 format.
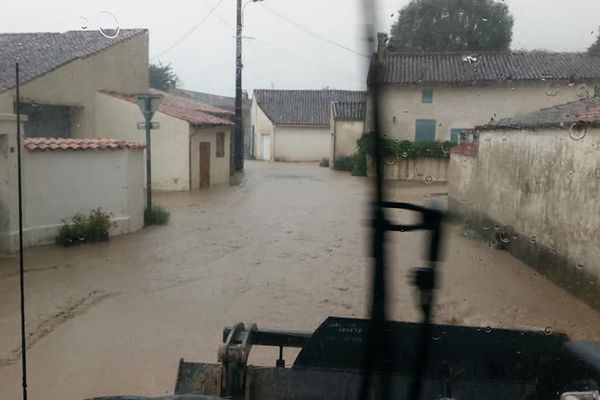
234 0 263 173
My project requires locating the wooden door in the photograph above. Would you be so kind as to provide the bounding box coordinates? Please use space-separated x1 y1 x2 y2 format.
199 142 210 188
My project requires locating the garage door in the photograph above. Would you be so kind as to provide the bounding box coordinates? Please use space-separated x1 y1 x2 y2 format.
275 127 330 161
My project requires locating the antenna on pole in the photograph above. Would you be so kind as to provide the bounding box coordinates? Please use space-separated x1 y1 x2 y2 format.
15 62 28 400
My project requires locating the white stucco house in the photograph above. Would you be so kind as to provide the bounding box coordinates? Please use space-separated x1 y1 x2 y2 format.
252 89 366 162
0 29 150 252
98 89 234 190
0 29 149 137
366 33 600 143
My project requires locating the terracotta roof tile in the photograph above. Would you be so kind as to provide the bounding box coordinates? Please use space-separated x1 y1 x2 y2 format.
24 137 145 151
102 89 233 127
450 142 479 156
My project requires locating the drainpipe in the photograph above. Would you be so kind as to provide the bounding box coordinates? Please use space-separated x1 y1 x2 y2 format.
332 122 337 169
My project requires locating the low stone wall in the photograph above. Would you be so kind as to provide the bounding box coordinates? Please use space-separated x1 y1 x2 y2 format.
368 156 449 183
1 126 145 252
448 127 600 310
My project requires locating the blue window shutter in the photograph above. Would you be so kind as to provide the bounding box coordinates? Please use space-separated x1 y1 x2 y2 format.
415 119 436 141
421 88 433 103
450 128 465 144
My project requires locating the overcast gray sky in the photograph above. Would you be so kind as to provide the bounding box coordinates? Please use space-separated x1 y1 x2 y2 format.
2 0 600 96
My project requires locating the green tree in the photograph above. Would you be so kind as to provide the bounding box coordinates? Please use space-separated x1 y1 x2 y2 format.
388 0 513 53
589 28 600 54
149 62 180 91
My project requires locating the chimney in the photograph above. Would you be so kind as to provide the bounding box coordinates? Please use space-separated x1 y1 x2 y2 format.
377 32 388 62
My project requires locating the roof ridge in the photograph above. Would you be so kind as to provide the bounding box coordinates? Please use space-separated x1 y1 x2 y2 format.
384 51 593 56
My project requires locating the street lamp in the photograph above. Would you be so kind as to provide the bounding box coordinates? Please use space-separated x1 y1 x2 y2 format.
234 0 263 173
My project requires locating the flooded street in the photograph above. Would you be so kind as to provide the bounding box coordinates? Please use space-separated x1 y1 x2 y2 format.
1 160 600 399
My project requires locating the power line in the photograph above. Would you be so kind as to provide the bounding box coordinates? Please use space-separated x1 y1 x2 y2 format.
260 3 370 58
252 38 360 82
200 0 233 30
151 0 227 60
199 4 362 83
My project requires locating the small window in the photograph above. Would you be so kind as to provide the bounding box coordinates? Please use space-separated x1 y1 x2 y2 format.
595 87 600 96
17 103 72 138
216 132 225 158
421 88 434 104
450 128 466 144
415 119 436 142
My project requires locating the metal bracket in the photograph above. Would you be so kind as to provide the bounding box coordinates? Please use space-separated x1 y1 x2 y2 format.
218 322 256 398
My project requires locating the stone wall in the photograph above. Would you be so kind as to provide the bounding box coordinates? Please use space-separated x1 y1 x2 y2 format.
448 128 600 308
368 156 449 183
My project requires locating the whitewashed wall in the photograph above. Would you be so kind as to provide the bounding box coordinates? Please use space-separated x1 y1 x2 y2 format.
368 156 449 182
190 126 232 188
274 126 330 162
448 128 600 307
96 92 191 191
0 125 144 252
366 81 598 142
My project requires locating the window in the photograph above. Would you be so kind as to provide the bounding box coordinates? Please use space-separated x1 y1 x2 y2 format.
421 88 433 103
450 128 466 144
216 132 225 158
18 103 72 137
415 119 436 141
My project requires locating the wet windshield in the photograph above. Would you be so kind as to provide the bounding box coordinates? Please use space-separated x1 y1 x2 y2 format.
1 0 600 399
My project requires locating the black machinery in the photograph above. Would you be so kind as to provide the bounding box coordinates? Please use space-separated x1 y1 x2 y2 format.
92 203 600 400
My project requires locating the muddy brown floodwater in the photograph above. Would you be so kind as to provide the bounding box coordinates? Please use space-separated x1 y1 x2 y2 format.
1 161 600 399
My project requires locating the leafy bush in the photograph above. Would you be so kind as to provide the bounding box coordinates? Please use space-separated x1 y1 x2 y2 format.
145 205 170 226
357 132 455 161
334 155 356 171
56 208 115 246
351 153 368 176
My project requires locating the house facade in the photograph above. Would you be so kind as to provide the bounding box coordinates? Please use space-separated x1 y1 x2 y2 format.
252 90 366 162
99 90 233 190
448 97 600 309
173 88 251 158
0 29 149 138
366 33 600 143
0 29 150 252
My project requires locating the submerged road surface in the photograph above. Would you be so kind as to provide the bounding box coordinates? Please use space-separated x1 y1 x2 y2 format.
1 161 600 399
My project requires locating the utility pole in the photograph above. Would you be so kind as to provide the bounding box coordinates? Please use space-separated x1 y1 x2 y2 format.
234 0 244 172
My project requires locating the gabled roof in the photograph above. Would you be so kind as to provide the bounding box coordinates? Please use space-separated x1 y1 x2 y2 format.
481 96 600 130
255 89 366 126
0 29 147 93
172 88 250 112
368 52 600 86
102 89 233 127
332 101 366 121
24 137 145 151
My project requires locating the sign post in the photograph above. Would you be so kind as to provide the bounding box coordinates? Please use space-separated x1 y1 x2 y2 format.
135 93 163 216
